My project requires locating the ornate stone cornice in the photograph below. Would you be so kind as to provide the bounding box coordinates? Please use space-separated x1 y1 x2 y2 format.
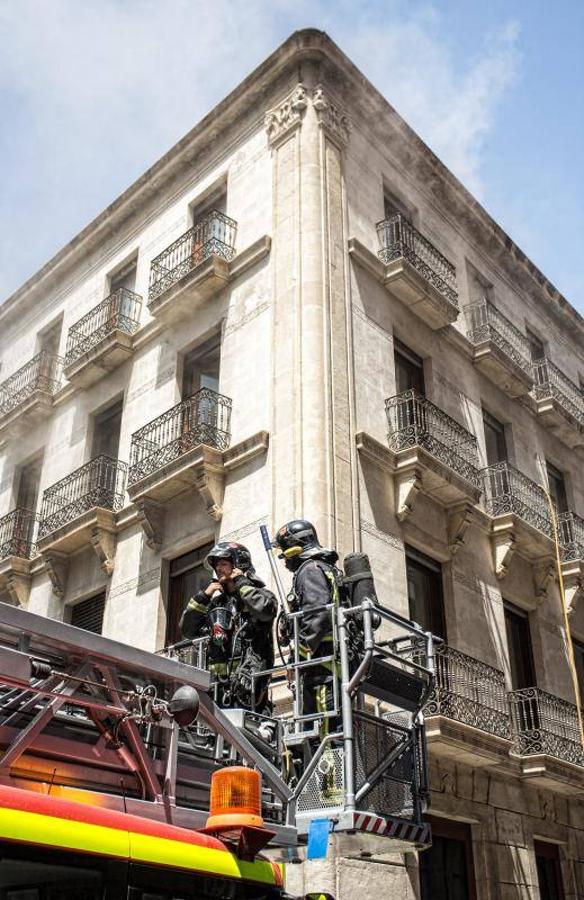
312 84 351 146
264 83 308 147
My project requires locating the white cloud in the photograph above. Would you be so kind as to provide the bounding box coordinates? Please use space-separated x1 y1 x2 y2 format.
0 1 522 298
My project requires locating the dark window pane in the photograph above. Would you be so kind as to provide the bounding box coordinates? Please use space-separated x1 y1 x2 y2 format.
406 547 445 639
574 639 584 707
16 457 43 512
394 339 425 395
91 399 123 460
546 462 568 513
419 820 476 900
166 543 214 645
534 842 565 900
526 329 545 361
71 593 106 634
182 340 221 399
483 411 507 465
0 843 104 898
504 603 536 690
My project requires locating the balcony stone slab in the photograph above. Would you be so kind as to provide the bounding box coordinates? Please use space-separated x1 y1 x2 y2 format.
534 395 584 448
63 329 134 389
471 339 533 398
0 391 54 444
129 431 269 546
488 512 555 587
0 556 32 607
512 753 584 796
426 716 513 769
37 507 118 595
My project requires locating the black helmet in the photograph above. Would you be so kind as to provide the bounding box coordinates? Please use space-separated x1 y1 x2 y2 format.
205 541 253 574
273 519 321 560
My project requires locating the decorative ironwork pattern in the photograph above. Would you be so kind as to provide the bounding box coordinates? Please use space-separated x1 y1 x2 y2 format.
558 510 584 562
128 388 232 486
464 299 532 372
509 687 584 767
376 214 458 307
0 351 62 418
532 357 584 427
482 461 552 538
385 389 481 489
65 288 142 367
424 644 511 739
0 508 37 560
148 210 237 302
38 456 127 538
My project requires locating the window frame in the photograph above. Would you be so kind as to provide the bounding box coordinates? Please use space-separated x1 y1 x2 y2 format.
419 816 477 900
405 545 446 640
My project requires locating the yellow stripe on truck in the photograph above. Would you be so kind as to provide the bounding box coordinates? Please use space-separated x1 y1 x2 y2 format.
0 807 277 885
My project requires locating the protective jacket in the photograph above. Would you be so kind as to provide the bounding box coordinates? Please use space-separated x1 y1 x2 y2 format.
228 574 277 710
179 590 235 677
291 552 340 677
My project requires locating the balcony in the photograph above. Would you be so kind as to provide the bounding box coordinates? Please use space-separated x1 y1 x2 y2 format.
37 456 127 595
532 358 584 448
64 288 142 388
376 390 481 525
424 644 512 767
464 300 533 398
0 509 37 607
147 211 237 322
482 462 554 583
558 511 584 613
376 214 459 329
0 351 62 439
509 687 584 789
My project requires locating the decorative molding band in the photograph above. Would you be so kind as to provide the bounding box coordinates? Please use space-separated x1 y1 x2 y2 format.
360 519 404 552
265 83 308 147
312 84 351 146
221 515 269 544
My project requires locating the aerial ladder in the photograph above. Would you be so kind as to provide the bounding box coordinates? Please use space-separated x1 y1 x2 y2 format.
0 588 435 865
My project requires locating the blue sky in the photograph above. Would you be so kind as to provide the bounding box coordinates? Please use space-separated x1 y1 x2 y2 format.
0 1 582 313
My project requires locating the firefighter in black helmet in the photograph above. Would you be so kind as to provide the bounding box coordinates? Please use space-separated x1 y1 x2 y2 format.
180 542 277 712
273 520 341 732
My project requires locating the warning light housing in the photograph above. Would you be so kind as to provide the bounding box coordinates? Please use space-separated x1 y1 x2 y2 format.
206 766 263 829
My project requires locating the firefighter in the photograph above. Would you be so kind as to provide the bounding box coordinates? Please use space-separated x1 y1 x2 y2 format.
273 520 341 733
180 542 277 713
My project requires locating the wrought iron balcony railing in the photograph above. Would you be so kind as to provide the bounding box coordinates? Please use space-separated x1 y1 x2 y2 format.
0 508 37 560
65 288 142 367
0 351 62 418
558 510 584 563
385 389 481 489
38 456 127 538
509 687 584 767
464 299 532 371
532 357 584 427
425 643 511 739
128 388 232 486
376 214 458 307
148 210 237 302
482 461 552 539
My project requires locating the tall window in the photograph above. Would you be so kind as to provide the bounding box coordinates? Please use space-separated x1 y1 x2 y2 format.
573 638 584 706
546 461 568 513
182 338 221 400
16 457 43 512
419 818 476 900
70 593 106 634
38 318 62 357
394 338 425 395
504 602 536 690
534 841 565 900
405 546 446 639
109 258 137 294
91 398 123 460
483 410 508 466
166 543 213 645
526 328 545 362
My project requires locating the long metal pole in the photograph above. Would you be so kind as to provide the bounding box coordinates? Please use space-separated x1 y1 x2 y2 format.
338 604 355 811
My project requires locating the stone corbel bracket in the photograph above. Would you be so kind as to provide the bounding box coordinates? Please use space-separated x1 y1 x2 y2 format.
561 559 584 614
355 431 422 522
194 446 226 522
532 557 556 604
134 498 166 551
447 503 475 556
0 556 32 608
42 550 69 599
90 510 118 575
490 516 516 579
312 84 351 147
265 83 308 148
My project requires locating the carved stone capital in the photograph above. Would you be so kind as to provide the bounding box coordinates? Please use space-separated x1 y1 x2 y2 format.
134 498 166 551
194 447 225 521
90 526 117 575
6 573 31 607
312 84 351 146
561 560 584 614
265 83 308 147
447 503 475 556
490 527 516 579
43 550 69 599
395 467 423 522
532 558 556 604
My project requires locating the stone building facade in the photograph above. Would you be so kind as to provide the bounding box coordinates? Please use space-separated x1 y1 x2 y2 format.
0 28 583 900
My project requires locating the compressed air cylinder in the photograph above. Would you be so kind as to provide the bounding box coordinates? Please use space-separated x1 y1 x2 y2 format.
343 552 379 607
